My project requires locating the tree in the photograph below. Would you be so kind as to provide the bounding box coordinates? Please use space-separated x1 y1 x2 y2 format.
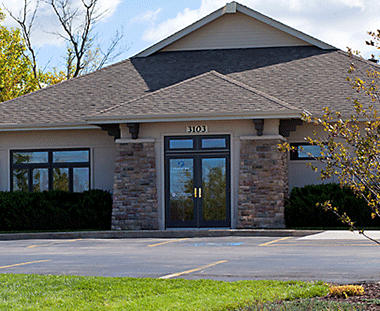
0 9 40 102
279 31 380 245
3 0 124 81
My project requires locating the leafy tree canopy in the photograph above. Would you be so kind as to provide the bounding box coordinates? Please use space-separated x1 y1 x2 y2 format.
0 9 39 102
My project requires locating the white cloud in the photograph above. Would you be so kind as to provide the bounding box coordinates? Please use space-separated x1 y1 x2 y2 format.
142 0 226 42
142 7 200 42
131 8 162 24
95 0 121 20
333 0 366 10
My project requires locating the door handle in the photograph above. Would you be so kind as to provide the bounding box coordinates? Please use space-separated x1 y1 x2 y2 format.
199 188 202 198
194 188 197 198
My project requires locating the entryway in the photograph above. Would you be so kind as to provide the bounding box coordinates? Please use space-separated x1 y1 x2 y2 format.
164 135 231 228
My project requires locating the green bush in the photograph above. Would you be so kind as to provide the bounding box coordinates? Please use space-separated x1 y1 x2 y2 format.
285 183 380 228
0 190 112 231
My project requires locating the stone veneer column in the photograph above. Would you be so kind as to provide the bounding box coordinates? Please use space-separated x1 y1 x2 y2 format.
111 140 158 230
238 137 288 228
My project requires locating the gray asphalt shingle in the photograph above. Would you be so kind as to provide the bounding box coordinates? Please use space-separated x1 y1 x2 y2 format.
93 70 300 119
0 46 375 126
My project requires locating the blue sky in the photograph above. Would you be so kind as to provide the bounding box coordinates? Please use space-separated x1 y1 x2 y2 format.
2 0 380 71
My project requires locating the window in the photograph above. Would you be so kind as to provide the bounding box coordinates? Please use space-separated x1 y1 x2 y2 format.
290 143 323 160
11 149 90 192
165 135 230 153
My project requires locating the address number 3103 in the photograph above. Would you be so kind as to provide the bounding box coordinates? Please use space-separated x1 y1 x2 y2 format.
187 125 208 133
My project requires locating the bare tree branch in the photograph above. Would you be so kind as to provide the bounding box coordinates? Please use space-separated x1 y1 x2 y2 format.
3 0 42 88
3 0 127 81
44 0 121 78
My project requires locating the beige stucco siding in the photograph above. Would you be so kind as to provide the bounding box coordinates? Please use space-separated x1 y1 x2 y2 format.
287 123 337 189
0 128 116 192
161 12 311 52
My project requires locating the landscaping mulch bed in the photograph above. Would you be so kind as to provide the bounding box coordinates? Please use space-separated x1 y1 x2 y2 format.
318 283 380 310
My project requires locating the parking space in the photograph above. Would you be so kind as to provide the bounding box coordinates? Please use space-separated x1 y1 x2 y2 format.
0 234 379 283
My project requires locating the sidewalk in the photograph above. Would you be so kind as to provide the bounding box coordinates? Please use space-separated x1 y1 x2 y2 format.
0 229 322 241
300 230 380 240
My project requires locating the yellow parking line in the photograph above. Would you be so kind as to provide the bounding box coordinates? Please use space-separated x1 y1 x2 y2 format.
0 259 51 269
27 239 81 248
259 237 292 246
148 238 189 247
159 260 228 279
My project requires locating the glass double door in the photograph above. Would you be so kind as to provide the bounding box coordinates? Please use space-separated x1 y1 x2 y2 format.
165 154 230 228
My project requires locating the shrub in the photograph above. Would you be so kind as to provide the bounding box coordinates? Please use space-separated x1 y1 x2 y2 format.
0 190 112 231
329 285 364 298
285 183 380 228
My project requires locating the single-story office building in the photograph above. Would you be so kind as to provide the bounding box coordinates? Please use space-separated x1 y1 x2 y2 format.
0 2 371 230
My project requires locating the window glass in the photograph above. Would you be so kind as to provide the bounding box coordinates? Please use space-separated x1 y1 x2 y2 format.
13 152 48 164
53 150 89 163
202 158 226 221
33 168 49 192
298 145 322 158
201 138 226 149
169 139 193 149
169 158 194 221
13 169 28 191
53 168 69 191
73 167 90 192
11 149 90 192
290 144 323 160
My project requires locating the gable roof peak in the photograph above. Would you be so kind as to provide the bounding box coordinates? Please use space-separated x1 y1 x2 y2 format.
225 2 237 13
135 2 335 58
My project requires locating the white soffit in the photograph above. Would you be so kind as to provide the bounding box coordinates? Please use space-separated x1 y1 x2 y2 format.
134 1 335 58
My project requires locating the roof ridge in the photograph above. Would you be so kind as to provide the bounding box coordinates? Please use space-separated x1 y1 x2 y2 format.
93 71 230 116
208 71 300 111
94 69 301 117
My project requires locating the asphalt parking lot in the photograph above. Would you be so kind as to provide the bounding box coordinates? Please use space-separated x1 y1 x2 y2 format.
1 231 380 284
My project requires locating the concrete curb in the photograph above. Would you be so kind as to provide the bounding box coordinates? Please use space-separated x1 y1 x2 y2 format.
0 229 323 241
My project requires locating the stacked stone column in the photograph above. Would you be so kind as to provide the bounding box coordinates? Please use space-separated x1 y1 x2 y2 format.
111 141 158 230
238 138 288 228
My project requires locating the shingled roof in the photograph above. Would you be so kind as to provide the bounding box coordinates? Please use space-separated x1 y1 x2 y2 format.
1 0 379 131
88 70 301 123
0 46 376 128
0 45 374 130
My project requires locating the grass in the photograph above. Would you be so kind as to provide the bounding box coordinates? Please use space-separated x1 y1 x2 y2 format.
0 274 329 310
234 299 365 310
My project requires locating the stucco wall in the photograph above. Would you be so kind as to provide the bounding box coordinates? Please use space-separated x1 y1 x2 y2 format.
0 128 116 191
287 122 337 189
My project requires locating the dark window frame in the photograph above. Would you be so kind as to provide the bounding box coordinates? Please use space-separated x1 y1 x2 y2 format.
290 143 323 161
10 148 91 192
165 135 230 154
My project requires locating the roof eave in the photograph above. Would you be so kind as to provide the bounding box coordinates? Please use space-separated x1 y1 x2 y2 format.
86 110 303 124
0 122 100 132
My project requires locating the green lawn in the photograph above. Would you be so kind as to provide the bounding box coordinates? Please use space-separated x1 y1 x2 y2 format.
0 274 328 310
